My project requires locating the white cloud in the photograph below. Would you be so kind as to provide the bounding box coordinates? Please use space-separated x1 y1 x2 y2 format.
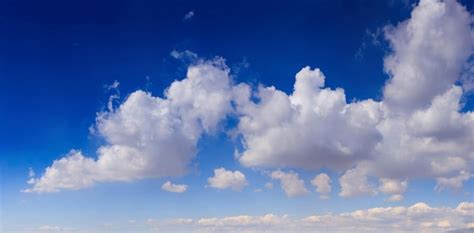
161 181 188 193
382 0 472 113
436 170 472 191
170 50 198 61
379 178 407 202
27 0 474 198
143 202 474 233
386 194 404 202
379 178 407 194
234 66 382 171
372 85 474 180
183 11 194 21
37 225 62 231
34 225 75 233
28 167 35 178
233 0 474 196
26 58 235 193
197 214 284 227
207 168 248 191
106 80 120 90
23 150 97 193
270 170 309 197
310 173 331 199
365 0 474 184
264 182 273 189
339 165 376 198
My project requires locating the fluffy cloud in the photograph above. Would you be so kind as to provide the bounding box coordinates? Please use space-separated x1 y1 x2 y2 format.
143 202 474 233
27 0 474 198
26 58 235 193
207 168 248 191
382 0 472 113
339 165 377 198
234 66 382 171
161 181 188 193
367 0 474 182
372 85 474 180
270 170 309 197
310 173 331 199
24 150 98 192
233 0 474 195
379 178 408 202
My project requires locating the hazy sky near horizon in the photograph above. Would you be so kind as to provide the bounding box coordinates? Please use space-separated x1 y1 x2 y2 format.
1 0 474 232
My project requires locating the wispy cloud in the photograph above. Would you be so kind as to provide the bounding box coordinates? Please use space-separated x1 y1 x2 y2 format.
183 10 194 21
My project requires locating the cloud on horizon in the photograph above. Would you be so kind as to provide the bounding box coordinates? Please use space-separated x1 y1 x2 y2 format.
129 202 474 233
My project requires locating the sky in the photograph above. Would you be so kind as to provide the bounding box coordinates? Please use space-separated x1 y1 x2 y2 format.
1 0 474 232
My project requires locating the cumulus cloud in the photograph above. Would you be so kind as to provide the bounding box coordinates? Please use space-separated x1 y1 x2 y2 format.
233 0 474 195
161 181 188 193
27 0 474 197
379 178 408 202
382 0 472 113
143 202 474 233
23 150 98 193
207 168 248 191
26 58 235 193
339 165 377 198
234 66 382 171
270 170 309 197
310 173 331 199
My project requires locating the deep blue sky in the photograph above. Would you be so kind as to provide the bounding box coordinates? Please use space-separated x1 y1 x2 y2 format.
1 0 420 164
1 0 474 232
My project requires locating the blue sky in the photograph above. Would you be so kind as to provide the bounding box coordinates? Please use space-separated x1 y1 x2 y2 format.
1 0 474 232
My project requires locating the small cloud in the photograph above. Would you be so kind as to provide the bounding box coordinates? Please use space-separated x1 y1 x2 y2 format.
107 80 120 90
105 80 121 112
36 225 74 232
386 194 404 202
208 168 248 191
379 178 407 202
28 167 35 178
311 173 332 199
162 181 188 193
170 50 198 63
270 170 309 197
183 10 194 21
436 170 472 192
264 182 273 189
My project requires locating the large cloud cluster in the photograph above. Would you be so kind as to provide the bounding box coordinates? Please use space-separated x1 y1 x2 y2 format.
234 0 474 196
26 0 473 198
234 67 382 171
25 58 236 193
